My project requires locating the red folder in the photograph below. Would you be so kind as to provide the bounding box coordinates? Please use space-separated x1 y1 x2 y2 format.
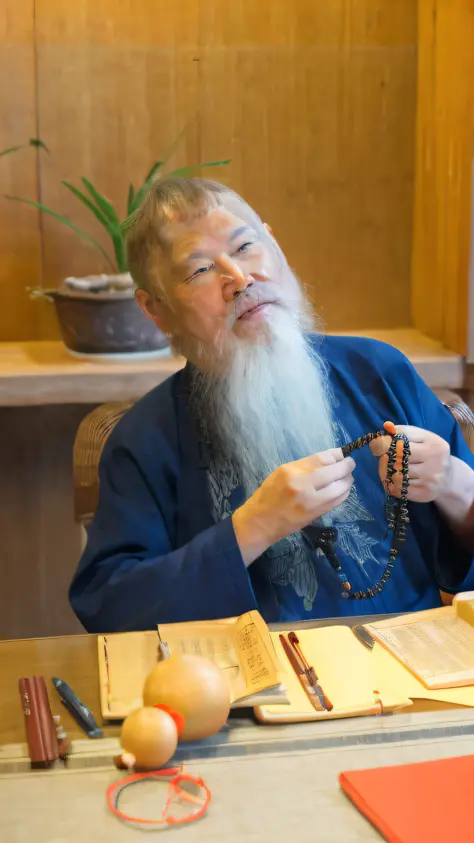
339 754 474 843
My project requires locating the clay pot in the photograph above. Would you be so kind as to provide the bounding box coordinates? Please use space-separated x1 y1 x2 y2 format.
45 281 168 357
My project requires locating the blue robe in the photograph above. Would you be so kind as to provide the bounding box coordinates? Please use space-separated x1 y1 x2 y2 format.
69 336 474 632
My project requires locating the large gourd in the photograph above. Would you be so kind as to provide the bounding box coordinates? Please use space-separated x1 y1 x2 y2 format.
143 654 230 741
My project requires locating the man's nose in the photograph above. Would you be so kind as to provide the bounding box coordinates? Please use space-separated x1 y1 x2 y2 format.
217 253 252 299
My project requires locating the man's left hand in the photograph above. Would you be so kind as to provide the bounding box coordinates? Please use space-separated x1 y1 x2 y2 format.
369 425 451 503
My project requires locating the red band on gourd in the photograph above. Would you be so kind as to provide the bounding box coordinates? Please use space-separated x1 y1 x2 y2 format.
154 704 186 738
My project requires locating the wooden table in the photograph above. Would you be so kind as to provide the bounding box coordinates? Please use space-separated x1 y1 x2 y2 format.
0 619 464 749
2 628 474 842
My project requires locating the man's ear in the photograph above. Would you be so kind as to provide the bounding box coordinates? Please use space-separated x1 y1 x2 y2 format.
135 289 171 335
263 222 274 238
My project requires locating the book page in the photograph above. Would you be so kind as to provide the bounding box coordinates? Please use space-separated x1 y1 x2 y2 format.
371 641 474 706
233 612 281 697
159 612 281 703
99 631 159 715
367 610 474 687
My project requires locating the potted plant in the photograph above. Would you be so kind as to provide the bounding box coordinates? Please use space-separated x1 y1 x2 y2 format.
6 140 229 360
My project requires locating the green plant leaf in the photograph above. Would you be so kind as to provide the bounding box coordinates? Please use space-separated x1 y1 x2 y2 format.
81 177 121 227
143 160 163 184
112 232 128 273
159 119 196 171
62 181 112 229
170 159 231 177
1 138 49 158
127 183 135 215
64 181 127 272
0 145 23 158
28 138 50 153
125 161 163 215
128 184 149 214
4 195 115 270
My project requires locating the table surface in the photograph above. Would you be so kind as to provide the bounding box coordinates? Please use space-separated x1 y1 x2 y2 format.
3 622 474 842
0 330 463 405
0 614 460 748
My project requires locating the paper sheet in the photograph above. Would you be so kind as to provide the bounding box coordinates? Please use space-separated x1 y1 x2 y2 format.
100 631 159 714
371 616 474 681
371 641 474 706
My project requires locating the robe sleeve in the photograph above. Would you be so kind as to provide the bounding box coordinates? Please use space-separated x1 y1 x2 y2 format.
69 440 257 633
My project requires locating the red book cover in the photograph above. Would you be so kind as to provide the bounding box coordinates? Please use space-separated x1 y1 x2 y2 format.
18 676 59 764
340 754 474 843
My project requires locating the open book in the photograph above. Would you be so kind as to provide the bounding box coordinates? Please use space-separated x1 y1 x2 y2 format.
255 625 412 723
97 611 286 720
255 616 474 724
97 595 474 725
363 591 474 689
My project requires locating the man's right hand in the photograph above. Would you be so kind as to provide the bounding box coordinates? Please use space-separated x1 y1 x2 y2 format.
232 449 355 567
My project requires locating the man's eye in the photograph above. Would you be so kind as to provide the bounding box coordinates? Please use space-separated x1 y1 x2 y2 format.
236 242 253 254
187 264 214 282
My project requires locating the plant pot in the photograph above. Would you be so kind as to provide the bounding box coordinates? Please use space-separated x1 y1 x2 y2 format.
44 275 169 359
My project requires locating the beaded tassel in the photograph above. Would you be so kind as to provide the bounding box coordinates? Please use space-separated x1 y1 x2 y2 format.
313 422 411 600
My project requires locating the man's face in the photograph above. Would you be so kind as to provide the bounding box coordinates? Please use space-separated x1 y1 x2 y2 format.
138 200 304 361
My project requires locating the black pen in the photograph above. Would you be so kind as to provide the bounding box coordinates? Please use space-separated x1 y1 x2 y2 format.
52 677 103 738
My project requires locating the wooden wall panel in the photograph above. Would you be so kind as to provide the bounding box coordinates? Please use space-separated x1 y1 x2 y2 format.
197 1 417 328
0 1 41 341
0 405 91 639
34 2 200 339
412 0 474 354
29 0 416 338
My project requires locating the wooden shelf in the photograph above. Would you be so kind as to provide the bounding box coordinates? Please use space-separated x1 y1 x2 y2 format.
0 342 184 406
0 331 464 407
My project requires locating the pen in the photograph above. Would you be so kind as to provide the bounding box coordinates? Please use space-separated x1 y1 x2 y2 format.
352 625 375 650
103 637 113 707
288 632 333 712
52 677 103 738
279 634 325 712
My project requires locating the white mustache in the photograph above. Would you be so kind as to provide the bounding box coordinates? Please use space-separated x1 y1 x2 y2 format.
231 285 284 320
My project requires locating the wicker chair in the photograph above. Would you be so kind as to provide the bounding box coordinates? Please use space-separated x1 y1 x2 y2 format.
73 399 136 525
73 389 474 526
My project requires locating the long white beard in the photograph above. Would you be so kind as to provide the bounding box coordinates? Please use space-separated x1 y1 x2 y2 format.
189 306 337 498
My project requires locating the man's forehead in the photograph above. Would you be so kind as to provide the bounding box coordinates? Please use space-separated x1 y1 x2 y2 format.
163 206 253 263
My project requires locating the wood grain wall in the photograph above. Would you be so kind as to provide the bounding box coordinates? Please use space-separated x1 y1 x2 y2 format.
0 2 43 341
1 0 417 340
412 0 474 355
0 404 90 639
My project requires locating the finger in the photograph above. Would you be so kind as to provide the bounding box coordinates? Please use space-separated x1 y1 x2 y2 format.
317 474 354 506
328 486 353 512
298 448 344 470
373 436 425 465
394 438 404 472
312 457 355 490
405 442 424 463
406 457 439 481
394 425 426 443
369 435 392 457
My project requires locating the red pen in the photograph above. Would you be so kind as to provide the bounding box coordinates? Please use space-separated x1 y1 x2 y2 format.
288 632 333 712
279 634 326 712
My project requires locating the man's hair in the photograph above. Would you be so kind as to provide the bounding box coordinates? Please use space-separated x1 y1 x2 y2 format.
125 176 237 295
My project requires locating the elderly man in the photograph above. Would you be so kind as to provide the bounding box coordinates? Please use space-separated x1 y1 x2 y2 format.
70 177 474 632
